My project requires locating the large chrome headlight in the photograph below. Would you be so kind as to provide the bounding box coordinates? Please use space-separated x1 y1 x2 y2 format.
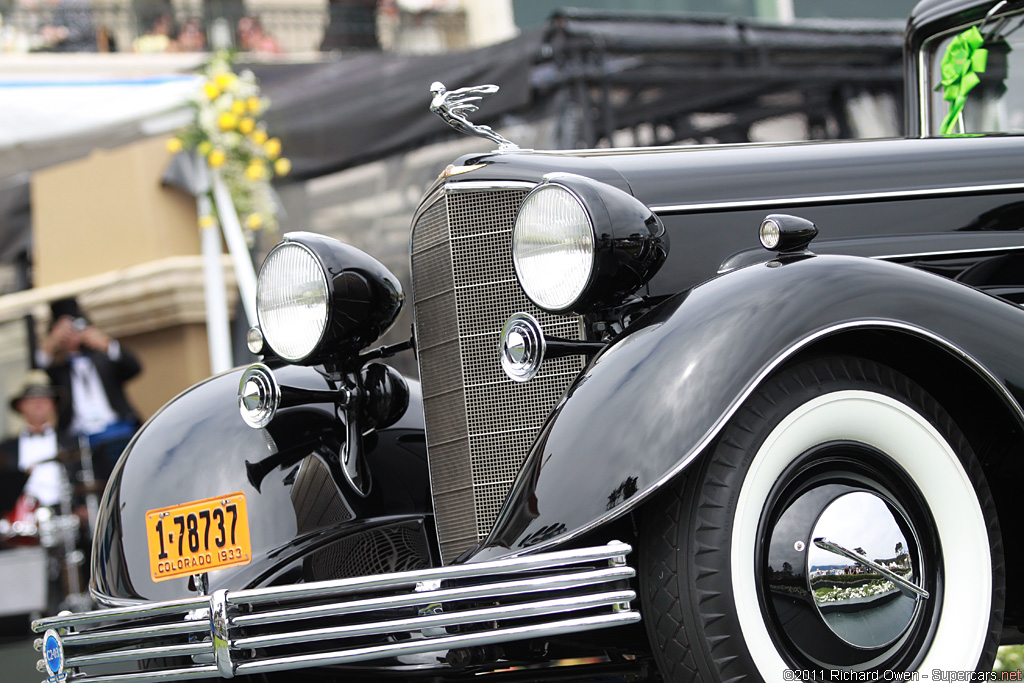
257 242 329 362
256 232 404 366
512 185 595 311
512 173 668 315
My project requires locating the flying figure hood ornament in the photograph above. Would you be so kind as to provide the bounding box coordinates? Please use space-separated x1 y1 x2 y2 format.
430 81 519 151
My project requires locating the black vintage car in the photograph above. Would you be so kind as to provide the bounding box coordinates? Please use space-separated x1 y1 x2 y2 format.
32 0 1024 681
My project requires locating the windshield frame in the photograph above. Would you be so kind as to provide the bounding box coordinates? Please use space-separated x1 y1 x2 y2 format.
920 5 1024 136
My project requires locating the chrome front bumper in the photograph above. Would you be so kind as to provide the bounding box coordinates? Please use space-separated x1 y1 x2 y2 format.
33 542 638 682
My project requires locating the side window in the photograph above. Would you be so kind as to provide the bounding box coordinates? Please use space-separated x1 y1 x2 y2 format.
925 11 1024 135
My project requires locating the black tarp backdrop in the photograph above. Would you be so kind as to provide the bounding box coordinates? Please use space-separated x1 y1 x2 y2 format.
0 10 906 273
249 30 542 181
249 9 904 182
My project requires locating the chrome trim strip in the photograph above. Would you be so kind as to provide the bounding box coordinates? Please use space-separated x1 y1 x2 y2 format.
495 319 1024 559
718 242 1024 275
444 181 536 192
649 181 1024 215
67 643 211 667
234 590 635 649
233 566 634 627
452 229 516 242
918 41 929 137
62 622 205 645
455 276 517 291
236 612 641 676
230 542 632 606
873 244 1024 261
67 666 221 683
33 597 208 631
91 589 147 609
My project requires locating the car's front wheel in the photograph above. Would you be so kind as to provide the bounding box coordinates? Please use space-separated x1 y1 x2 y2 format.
641 355 1003 681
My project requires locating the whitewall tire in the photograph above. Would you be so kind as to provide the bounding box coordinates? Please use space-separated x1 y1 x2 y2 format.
640 355 1003 682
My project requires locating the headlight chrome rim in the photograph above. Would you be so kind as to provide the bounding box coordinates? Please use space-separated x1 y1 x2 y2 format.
256 241 330 363
512 183 595 313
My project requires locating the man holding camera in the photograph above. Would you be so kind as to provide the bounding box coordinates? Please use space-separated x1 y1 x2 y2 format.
36 297 142 480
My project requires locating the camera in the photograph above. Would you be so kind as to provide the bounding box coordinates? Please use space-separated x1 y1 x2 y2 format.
71 317 88 332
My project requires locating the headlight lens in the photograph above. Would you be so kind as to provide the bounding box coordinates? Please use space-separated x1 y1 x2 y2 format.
256 242 329 362
512 184 594 311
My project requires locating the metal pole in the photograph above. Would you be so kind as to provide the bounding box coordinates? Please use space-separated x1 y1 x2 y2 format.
195 155 233 375
210 168 258 327
76 435 99 537
58 450 81 600
777 0 795 23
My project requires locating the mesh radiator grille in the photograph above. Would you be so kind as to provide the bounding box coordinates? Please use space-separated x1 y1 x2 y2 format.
411 186 585 563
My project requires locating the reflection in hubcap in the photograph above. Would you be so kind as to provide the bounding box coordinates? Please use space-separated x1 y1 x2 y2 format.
807 492 924 649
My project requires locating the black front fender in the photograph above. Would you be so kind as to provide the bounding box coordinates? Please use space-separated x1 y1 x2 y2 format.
91 363 427 603
471 254 1024 561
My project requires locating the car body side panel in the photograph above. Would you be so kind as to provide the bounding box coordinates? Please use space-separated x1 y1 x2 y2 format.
470 254 1024 561
448 137 1024 294
91 364 428 604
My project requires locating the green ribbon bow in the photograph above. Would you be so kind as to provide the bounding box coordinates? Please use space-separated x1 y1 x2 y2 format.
935 25 989 135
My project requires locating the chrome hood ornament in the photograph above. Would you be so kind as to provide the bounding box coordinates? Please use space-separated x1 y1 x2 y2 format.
429 81 519 151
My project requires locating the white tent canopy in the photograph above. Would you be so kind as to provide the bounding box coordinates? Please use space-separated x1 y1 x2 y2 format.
0 63 199 180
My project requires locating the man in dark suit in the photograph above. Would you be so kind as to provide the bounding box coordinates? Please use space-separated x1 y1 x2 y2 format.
1 371 88 612
0 371 70 515
36 297 142 480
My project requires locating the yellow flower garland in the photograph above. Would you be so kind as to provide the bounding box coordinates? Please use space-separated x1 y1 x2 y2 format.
166 51 289 242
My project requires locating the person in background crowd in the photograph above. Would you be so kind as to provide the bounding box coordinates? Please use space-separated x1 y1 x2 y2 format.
237 15 281 53
176 18 206 51
320 0 379 51
132 11 175 52
36 297 142 480
0 371 91 614
39 0 97 51
0 371 71 512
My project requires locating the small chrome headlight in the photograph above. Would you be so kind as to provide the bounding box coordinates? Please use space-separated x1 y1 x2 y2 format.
246 326 265 354
512 184 595 312
256 242 329 362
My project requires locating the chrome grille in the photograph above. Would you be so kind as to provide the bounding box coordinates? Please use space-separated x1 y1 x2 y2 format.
33 543 638 681
411 185 586 563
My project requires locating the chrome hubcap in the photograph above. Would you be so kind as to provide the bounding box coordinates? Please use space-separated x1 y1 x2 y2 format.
758 442 940 670
808 491 926 649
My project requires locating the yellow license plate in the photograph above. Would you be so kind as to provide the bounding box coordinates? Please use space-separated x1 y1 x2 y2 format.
146 492 252 582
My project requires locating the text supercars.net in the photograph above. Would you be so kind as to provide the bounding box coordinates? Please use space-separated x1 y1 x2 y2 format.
783 670 1024 681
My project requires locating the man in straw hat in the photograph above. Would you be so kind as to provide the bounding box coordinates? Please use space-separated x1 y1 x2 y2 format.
0 372 88 615
0 370 73 510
